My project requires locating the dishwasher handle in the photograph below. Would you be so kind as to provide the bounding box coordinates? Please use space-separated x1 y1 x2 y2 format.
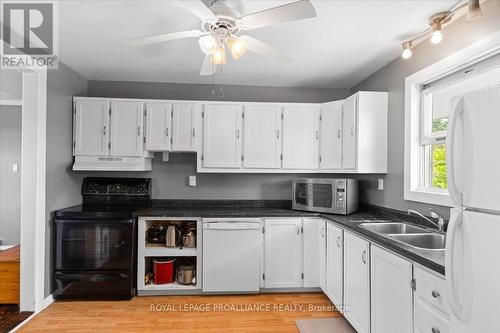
203 222 262 230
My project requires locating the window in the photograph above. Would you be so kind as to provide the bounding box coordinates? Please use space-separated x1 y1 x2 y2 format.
404 31 500 206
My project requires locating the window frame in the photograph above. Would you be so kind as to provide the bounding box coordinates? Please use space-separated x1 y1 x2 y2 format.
404 30 500 207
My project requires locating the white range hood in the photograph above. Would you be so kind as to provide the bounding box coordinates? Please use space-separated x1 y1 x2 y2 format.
72 156 152 171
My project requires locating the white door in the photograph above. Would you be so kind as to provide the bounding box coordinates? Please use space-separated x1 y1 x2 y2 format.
319 220 327 292
370 246 413 333
447 209 500 333
264 218 302 288
303 218 320 288
282 106 319 169
202 104 242 168
449 88 500 211
110 101 144 157
326 223 343 308
145 102 171 151
344 231 370 333
342 95 357 170
172 103 197 151
74 99 109 156
242 105 282 168
320 102 342 170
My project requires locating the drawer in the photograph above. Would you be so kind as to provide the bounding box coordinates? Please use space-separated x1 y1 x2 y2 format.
415 300 450 333
415 266 449 316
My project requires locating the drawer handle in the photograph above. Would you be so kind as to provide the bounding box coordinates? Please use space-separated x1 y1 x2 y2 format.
431 327 440 333
431 290 441 298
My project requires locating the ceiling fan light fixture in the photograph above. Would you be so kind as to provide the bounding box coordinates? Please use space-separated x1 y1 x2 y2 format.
199 35 217 55
211 45 227 65
226 36 247 60
466 0 483 21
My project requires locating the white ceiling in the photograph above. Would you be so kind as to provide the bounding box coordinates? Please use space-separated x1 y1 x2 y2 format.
59 0 455 88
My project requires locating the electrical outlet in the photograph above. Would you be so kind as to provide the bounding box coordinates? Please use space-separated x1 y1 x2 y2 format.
377 179 384 190
189 175 196 187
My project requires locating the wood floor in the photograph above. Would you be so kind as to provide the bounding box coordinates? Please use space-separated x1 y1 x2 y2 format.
18 293 340 333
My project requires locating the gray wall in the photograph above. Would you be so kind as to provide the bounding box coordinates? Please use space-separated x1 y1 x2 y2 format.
87 80 349 103
0 105 22 245
0 69 22 100
45 63 88 296
351 0 500 219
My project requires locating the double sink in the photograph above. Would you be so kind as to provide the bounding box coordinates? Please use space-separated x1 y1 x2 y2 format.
359 222 446 251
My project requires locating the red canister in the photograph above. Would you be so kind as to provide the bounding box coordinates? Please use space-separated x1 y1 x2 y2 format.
153 258 175 284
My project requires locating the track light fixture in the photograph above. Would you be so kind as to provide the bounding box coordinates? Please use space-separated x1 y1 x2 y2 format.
401 0 484 60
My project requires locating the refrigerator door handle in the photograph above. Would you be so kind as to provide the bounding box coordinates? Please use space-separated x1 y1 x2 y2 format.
446 98 464 206
446 209 464 320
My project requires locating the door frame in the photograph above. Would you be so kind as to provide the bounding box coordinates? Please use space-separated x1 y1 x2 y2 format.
17 66 48 312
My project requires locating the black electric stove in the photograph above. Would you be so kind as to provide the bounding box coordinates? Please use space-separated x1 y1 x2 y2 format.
53 177 151 300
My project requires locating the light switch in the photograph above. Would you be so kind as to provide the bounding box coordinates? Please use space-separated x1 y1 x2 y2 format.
378 179 384 190
12 164 18 172
189 175 196 187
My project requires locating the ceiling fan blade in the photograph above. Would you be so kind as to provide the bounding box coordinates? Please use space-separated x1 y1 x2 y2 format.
176 0 217 21
129 30 204 46
240 35 293 63
238 0 316 30
200 54 217 75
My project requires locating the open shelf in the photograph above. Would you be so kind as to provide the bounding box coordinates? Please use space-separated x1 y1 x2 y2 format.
144 246 197 257
142 281 199 291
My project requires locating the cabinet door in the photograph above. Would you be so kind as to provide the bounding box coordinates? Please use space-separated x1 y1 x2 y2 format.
202 104 242 168
110 101 144 157
342 95 357 170
371 246 413 333
282 106 319 169
320 102 342 170
145 102 171 151
242 105 282 168
264 218 302 288
344 231 370 333
74 99 109 156
326 223 343 308
319 220 327 292
303 218 320 288
172 103 197 151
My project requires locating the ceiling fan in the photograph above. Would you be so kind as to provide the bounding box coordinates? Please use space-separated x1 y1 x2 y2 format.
130 0 316 75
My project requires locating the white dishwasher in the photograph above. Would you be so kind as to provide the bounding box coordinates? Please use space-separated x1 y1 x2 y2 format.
202 218 263 292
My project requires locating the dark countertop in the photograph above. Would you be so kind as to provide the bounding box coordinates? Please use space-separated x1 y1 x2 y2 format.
135 200 445 275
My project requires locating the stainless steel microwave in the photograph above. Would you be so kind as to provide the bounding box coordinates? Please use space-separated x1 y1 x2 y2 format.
292 178 359 215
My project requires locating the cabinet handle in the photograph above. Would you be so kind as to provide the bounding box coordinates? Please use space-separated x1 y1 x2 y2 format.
166 127 169 137
236 129 240 139
315 130 319 140
337 129 341 139
137 126 141 136
336 236 341 248
431 327 440 333
351 126 354 136
297 226 300 235
276 129 280 139
320 227 324 237
431 290 441 298
103 126 107 136
362 250 366 264
192 128 195 138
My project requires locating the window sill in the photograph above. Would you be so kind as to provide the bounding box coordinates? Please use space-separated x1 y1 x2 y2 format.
404 188 453 207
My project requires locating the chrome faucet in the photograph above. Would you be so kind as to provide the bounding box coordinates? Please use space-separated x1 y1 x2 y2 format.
408 209 446 232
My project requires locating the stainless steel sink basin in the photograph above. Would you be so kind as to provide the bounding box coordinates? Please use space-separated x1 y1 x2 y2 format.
359 222 428 234
389 233 446 250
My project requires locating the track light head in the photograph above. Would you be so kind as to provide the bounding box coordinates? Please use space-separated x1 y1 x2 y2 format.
401 41 413 59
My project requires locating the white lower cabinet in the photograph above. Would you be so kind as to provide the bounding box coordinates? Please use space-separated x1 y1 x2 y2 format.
302 218 321 288
343 231 371 333
318 220 327 291
326 223 343 309
264 218 302 288
370 245 413 333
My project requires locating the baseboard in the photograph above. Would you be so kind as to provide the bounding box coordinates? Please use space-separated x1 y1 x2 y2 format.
10 294 54 332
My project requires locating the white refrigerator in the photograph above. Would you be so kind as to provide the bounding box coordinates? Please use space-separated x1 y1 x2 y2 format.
446 86 500 333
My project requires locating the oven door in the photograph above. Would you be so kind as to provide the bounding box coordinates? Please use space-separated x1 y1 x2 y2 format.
54 219 134 271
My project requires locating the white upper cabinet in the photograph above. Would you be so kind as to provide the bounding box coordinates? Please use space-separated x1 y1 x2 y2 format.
242 105 282 169
344 231 371 333
74 99 110 156
342 95 357 170
282 106 319 169
320 101 343 170
326 223 344 309
371 246 413 333
110 101 144 157
264 218 302 289
202 104 242 168
302 218 321 288
145 102 171 151
172 103 197 151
